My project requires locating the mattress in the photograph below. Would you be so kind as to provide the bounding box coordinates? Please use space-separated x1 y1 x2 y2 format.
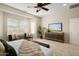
7 39 53 56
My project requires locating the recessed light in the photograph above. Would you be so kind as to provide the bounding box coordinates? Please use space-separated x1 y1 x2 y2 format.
63 4 67 6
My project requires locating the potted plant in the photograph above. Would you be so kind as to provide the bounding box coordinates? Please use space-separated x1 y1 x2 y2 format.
37 26 44 39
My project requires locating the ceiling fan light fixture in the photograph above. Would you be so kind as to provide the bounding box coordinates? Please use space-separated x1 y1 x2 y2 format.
63 4 67 6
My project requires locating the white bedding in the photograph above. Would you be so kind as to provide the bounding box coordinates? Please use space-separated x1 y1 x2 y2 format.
7 39 24 55
7 39 53 56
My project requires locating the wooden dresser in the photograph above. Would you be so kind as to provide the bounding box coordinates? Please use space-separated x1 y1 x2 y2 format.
45 32 64 43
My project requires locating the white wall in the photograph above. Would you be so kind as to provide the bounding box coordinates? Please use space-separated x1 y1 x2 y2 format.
41 7 79 43
42 14 70 43
30 17 41 38
0 11 3 39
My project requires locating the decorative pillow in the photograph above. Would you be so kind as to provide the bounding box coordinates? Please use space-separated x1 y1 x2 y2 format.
33 41 50 48
0 41 5 56
0 39 17 56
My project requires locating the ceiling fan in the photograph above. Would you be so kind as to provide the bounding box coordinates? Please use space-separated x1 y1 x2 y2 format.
27 3 51 12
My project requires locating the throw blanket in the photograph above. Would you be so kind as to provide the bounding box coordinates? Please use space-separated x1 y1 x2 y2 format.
0 39 17 56
18 40 44 56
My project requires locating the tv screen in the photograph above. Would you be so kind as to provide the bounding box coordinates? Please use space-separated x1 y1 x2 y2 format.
48 23 62 31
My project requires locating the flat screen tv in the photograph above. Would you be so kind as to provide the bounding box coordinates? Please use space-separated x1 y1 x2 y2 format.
48 23 62 31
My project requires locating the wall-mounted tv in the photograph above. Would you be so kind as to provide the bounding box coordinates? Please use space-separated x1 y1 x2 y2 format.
48 23 62 31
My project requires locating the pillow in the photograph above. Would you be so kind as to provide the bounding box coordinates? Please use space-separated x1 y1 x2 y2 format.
0 39 17 56
33 41 50 48
0 41 5 56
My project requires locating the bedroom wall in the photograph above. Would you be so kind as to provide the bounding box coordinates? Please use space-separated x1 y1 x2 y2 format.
30 17 41 38
41 14 70 43
0 11 3 39
0 4 41 40
41 7 79 43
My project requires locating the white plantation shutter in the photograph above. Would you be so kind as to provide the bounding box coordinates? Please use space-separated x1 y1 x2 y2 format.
7 17 30 35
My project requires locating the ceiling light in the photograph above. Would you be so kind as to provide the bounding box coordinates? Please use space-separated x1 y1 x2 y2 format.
63 4 67 6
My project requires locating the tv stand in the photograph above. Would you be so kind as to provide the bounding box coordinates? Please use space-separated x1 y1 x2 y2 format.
45 31 64 43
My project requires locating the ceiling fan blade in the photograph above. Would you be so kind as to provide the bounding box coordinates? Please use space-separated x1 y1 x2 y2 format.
41 7 49 11
41 3 51 6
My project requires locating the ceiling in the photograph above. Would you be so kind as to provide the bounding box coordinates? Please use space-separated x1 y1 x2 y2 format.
4 3 75 17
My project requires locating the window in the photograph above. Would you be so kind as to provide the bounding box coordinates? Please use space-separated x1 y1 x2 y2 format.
20 20 30 33
7 18 30 35
30 21 36 34
7 18 19 35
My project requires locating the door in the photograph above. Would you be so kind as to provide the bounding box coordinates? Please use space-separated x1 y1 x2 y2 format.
70 18 79 45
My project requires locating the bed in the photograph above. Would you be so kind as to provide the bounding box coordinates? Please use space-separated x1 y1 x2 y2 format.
0 39 53 56
1 39 79 56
